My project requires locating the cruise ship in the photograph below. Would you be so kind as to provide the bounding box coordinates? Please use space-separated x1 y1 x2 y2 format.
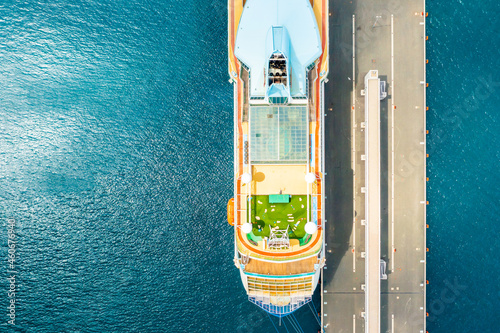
227 0 328 317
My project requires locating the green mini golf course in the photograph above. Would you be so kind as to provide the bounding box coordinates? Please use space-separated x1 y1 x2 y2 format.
249 195 309 241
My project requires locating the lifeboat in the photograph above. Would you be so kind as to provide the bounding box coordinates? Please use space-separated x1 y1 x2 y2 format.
227 198 234 225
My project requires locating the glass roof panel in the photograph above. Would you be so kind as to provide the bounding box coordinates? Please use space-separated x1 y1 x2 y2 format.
250 106 307 163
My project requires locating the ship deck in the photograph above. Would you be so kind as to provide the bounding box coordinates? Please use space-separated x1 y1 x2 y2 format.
245 256 317 275
250 195 309 239
228 0 329 264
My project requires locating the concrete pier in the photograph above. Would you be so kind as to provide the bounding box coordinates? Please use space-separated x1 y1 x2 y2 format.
322 0 427 332
364 70 382 333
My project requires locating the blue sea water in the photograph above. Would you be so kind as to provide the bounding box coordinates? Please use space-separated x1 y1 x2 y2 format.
426 0 500 332
0 0 320 332
0 0 498 332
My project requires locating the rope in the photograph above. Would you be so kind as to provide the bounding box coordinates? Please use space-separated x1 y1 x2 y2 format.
290 315 304 333
309 300 325 332
291 313 305 333
282 316 291 333
308 301 322 327
267 312 280 333
286 316 299 333
293 315 305 333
